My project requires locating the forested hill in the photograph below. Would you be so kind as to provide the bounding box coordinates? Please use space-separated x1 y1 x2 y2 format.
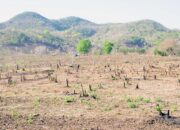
0 11 179 55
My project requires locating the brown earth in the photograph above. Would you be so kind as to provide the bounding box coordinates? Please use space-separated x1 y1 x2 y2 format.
0 54 180 130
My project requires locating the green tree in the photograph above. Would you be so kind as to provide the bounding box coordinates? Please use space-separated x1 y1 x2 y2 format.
76 39 92 54
102 41 114 54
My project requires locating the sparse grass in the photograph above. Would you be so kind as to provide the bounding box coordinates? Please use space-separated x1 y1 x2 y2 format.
11 109 19 120
64 96 75 103
27 114 33 124
89 91 99 100
171 104 177 112
135 96 144 102
128 102 137 108
0 54 180 129
33 97 41 108
143 98 151 103
104 106 113 111
155 97 162 103
126 97 138 108
154 49 168 56
81 99 93 108
103 103 119 112
126 97 133 103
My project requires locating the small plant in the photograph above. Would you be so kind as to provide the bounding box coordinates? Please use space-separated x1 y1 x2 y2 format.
143 98 151 103
135 96 144 102
64 96 75 103
126 97 133 103
171 104 177 112
128 102 137 108
33 97 41 108
11 109 19 120
126 97 137 108
155 104 162 112
111 75 117 80
27 114 33 124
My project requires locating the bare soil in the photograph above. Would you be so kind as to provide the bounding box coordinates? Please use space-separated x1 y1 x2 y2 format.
0 54 180 130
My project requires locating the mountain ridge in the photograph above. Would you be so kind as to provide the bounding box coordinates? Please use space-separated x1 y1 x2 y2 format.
0 11 179 55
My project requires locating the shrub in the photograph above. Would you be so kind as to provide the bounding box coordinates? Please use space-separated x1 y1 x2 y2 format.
154 49 168 56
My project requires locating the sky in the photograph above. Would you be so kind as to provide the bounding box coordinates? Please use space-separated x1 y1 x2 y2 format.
0 0 179 29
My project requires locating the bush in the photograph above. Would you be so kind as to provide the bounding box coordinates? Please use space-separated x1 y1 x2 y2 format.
76 39 92 54
154 49 168 56
102 41 114 54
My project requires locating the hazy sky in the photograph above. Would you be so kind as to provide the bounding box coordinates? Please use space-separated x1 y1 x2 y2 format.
0 0 179 29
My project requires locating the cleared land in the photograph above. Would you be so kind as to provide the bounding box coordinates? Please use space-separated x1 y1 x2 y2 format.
0 54 180 130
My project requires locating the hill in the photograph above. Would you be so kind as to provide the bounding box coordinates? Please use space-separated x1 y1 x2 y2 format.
0 11 180 55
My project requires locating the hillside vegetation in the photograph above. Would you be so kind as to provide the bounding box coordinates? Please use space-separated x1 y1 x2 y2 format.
0 11 180 55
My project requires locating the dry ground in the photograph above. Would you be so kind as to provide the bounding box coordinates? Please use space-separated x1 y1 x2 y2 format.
0 53 180 130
